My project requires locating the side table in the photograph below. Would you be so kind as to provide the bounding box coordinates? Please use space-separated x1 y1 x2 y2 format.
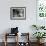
4 33 18 46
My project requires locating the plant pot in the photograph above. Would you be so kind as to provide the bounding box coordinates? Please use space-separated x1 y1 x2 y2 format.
37 39 45 44
40 38 45 43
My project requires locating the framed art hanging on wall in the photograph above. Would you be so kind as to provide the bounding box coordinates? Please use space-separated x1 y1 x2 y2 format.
37 0 46 18
10 7 26 20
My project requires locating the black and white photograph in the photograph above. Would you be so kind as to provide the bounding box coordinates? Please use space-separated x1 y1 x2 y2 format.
10 7 26 20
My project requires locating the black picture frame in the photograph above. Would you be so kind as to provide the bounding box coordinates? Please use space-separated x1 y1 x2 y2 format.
10 7 26 20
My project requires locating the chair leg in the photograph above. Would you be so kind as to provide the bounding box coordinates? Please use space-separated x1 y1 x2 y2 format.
4 41 7 46
4 33 7 46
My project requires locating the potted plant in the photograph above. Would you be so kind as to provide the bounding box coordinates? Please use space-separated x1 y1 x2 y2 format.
33 32 46 43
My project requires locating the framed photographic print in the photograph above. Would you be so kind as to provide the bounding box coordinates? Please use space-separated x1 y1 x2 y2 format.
37 0 46 19
10 7 26 20
36 0 46 26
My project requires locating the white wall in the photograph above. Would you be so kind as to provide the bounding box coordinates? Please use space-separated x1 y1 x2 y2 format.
0 0 37 42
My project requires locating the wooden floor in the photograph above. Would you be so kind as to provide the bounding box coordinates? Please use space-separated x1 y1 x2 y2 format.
0 42 46 46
